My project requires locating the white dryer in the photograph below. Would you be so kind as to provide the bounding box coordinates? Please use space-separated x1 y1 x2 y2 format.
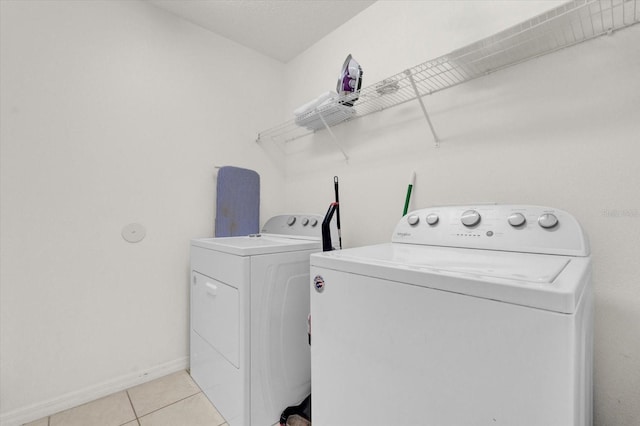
191 214 337 426
310 204 593 426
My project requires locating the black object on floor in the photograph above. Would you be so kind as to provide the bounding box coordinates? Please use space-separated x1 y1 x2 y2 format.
280 394 311 426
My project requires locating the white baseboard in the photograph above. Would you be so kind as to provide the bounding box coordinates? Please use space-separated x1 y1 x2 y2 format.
0 357 189 426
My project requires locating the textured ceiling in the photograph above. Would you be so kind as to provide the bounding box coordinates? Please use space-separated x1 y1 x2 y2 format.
146 0 376 63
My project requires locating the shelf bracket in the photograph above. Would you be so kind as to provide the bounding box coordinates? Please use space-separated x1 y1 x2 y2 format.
316 108 349 162
406 70 439 147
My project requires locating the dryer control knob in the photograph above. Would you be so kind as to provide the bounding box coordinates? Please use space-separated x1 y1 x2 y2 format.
301 217 309 226
461 210 481 227
508 212 527 227
538 213 558 229
407 214 420 226
310 218 318 227
287 216 296 226
426 214 439 225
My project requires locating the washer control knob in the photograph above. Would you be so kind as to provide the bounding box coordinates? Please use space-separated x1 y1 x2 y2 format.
461 210 481 227
287 216 296 226
508 212 527 227
407 214 420 226
310 218 318 227
301 217 309 226
426 214 439 226
538 213 559 229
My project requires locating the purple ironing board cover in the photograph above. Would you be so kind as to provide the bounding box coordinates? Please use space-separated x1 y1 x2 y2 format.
215 166 260 237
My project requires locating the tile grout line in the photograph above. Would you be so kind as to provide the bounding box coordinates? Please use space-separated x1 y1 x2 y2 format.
186 373 227 425
135 390 202 421
125 390 140 424
36 373 206 426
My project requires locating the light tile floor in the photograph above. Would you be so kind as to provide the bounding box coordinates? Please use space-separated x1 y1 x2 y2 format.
23 370 228 426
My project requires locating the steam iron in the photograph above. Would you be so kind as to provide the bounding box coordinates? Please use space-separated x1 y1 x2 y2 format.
336 54 363 106
293 56 362 130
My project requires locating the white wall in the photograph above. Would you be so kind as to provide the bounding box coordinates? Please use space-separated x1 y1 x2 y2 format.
0 1 284 424
282 2 640 426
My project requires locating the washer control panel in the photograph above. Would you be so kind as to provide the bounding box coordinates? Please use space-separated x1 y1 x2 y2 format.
393 204 589 256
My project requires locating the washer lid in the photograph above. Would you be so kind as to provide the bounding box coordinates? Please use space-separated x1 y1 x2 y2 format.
395 245 571 283
311 243 591 313
191 234 321 256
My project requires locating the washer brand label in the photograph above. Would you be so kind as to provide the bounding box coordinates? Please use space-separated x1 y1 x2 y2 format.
313 275 325 293
396 232 411 238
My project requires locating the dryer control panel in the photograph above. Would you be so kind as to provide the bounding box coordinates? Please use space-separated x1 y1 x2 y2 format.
393 204 589 256
262 214 338 241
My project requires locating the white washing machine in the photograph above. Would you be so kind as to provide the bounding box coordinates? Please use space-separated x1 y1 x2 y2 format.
310 204 593 426
190 214 337 426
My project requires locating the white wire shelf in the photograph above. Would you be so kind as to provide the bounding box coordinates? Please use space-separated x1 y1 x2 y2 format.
256 0 639 147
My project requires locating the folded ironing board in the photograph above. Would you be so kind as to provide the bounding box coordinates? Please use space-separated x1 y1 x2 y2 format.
215 166 260 237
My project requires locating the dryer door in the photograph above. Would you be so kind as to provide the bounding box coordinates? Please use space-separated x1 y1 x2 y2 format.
192 272 239 367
